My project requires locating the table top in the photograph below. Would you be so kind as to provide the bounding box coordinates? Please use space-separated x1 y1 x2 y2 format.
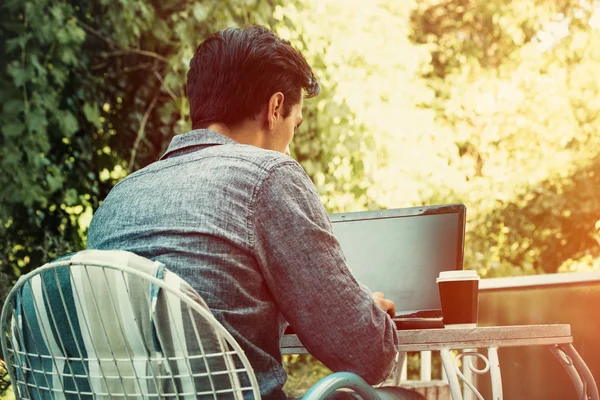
281 324 573 354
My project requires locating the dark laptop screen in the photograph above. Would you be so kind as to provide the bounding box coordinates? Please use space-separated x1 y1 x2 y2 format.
330 204 466 314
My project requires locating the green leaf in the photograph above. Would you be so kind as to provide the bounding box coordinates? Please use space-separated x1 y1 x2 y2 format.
64 189 79 206
59 111 79 137
7 63 29 87
30 55 47 81
50 6 65 22
26 108 47 134
46 171 64 193
56 28 72 45
68 24 87 44
2 123 25 138
3 99 25 115
83 103 102 129
192 3 209 22
5 34 32 52
51 67 68 86
152 19 171 42
58 47 78 65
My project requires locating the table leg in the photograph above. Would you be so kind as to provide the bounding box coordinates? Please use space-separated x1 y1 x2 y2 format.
550 344 600 400
488 347 503 400
391 351 407 386
456 351 494 400
440 349 463 400
420 350 432 381
441 349 502 400
462 348 475 400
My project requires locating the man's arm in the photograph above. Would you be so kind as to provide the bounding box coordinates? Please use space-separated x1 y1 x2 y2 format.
250 160 398 384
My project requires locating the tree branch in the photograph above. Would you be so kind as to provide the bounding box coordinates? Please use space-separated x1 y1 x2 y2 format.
152 69 178 102
129 93 159 173
77 20 168 63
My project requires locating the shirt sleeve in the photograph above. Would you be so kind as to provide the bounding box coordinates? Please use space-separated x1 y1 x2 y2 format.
250 160 398 384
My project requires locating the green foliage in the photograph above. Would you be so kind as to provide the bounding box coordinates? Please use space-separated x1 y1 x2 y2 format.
1 0 94 297
1 1 375 396
0 0 285 290
468 158 600 276
272 2 376 213
0 360 10 398
0 0 374 291
275 0 438 212
4 1 599 285
283 354 332 398
275 0 600 278
410 0 600 277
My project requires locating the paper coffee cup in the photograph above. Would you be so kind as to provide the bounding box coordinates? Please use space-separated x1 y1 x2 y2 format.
436 270 480 328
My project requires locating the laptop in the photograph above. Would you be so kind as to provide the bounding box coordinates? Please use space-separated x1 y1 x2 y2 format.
330 203 466 329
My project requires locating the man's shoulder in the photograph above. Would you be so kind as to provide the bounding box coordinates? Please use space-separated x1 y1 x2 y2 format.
214 144 303 176
125 143 300 184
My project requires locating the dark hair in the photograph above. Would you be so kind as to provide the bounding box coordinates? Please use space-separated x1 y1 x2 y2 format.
187 25 320 129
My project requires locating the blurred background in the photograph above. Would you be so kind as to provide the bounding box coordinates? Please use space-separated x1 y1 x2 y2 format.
1 0 600 398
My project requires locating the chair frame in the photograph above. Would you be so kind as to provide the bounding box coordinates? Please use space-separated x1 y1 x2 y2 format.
1 259 262 399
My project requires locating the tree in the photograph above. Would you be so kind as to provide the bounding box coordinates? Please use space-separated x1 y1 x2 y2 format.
0 0 378 319
274 0 439 212
410 0 600 276
0 0 284 311
0 1 393 394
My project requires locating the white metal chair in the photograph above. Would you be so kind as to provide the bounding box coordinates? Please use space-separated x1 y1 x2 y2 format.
1 250 380 399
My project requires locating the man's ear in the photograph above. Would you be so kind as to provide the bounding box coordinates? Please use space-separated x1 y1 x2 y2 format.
266 92 285 130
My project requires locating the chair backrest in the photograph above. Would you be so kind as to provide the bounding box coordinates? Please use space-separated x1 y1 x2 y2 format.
0 250 260 399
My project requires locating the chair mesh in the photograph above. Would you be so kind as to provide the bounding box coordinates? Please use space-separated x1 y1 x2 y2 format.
1 262 258 399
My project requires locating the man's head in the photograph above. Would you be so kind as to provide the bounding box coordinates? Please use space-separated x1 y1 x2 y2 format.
187 25 320 153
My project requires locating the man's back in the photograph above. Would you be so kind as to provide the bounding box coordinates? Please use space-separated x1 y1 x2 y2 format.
89 130 293 397
88 130 398 399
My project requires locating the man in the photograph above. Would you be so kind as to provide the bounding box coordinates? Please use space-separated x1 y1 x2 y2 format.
88 26 421 399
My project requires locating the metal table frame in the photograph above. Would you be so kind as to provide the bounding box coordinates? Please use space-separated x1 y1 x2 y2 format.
281 324 598 400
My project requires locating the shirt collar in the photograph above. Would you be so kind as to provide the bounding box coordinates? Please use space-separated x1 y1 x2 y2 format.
160 129 238 160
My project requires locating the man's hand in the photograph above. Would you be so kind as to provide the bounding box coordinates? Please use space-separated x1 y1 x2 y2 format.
372 292 396 318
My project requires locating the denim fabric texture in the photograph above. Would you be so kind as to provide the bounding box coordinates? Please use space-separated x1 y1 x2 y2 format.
87 129 399 399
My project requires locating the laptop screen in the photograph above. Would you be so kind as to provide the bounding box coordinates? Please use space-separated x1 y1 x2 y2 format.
330 204 466 315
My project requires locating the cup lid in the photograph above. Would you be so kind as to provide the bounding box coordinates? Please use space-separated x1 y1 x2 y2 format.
436 270 479 282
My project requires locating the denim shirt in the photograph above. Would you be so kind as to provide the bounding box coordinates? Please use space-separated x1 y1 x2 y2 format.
87 130 398 399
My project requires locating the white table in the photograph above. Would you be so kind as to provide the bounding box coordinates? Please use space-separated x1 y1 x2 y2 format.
281 324 598 400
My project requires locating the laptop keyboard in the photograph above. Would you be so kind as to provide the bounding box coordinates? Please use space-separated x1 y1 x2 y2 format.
394 309 442 319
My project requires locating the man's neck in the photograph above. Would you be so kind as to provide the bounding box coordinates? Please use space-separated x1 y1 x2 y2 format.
206 121 265 148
